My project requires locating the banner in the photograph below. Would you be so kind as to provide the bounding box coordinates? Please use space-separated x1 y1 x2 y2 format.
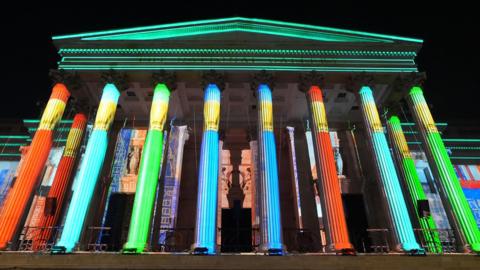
158 126 188 244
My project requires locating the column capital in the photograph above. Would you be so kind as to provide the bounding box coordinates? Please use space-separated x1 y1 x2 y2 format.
152 71 177 91
250 70 275 92
101 69 130 91
346 73 375 93
201 70 226 91
298 71 325 93
50 70 83 92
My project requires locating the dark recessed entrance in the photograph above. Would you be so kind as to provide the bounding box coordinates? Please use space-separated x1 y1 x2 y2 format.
221 200 252 253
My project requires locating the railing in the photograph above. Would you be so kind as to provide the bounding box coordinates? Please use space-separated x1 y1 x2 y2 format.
366 228 390 253
17 226 62 252
414 228 458 253
155 227 194 252
86 226 111 252
283 228 326 253
13 226 461 254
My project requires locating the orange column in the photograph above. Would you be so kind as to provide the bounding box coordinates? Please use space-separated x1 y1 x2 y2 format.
0 84 70 249
306 86 353 252
33 113 87 250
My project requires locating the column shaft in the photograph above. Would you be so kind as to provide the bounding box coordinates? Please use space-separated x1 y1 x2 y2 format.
53 84 119 253
123 84 170 253
387 116 442 253
306 86 353 251
359 86 420 252
407 86 480 252
193 84 221 254
33 113 87 251
0 84 69 249
257 84 283 254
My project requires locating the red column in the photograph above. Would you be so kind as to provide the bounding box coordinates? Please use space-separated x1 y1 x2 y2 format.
0 84 70 250
307 86 353 252
33 113 87 250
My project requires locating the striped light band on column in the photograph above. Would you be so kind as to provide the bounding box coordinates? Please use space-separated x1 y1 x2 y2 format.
123 83 170 254
53 84 119 253
257 84 283 254
408 86 480 252
33 113 87 251
307 86 353 252
359 86 421 252
387 116 442 253
0 83 69 250
192 84 221 254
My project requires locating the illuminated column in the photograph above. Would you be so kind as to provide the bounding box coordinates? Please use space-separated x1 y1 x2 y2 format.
305 86 353 252
53 84 119 253
286 127 303 230
407 86 480 252
33 113 87 251
359 86 420 252
0 84 69 250
386 116 442 253
123 84 170 253
257 84 283 254
192 84 221 254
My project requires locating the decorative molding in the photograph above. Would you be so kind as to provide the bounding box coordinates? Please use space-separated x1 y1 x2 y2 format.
345 73 375 93
298 71 325 93
201 70 226 91
152 71 177 91
251 70 275 92
100 69 129 91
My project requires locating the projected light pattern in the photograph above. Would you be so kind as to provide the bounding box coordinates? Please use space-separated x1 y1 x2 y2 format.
53 84 119 253
0 84 69 250
34 113 87 251
307 86 352 251
359 86 420 252
387 116 442 253
192 84 221 254
123 84 170 253
257 84 283 254
408 87 480 252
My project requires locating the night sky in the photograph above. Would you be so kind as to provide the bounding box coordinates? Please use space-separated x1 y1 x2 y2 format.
0 3 477 123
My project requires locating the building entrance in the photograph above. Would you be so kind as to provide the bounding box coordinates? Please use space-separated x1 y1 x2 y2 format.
221 201 252 253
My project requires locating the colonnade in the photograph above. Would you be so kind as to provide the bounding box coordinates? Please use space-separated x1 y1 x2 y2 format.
0 79 478 255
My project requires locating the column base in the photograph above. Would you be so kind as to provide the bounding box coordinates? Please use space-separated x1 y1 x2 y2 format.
51 245 68 254
260 243 285 256
122 242 145 254
191 243 215 255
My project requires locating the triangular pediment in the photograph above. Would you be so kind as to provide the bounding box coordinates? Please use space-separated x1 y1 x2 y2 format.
53 17 422 44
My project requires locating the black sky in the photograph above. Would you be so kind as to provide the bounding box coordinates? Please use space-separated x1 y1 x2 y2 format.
0 2 478 123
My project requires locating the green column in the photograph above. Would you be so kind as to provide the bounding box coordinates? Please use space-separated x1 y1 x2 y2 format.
123 84 170 253
408 86 480 253
387 116 442 253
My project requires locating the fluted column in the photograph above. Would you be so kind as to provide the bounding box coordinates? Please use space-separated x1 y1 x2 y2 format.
256 84 283 254
123 84 171 253
407 86 480 252
359 86 420 252
0 84 70 250
192 84 221 254
53 84 119 253
286 127 303 230
387 116 442 253
33 113 87 251
306 86 353 252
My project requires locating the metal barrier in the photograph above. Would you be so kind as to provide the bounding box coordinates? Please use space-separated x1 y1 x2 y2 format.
18 226 62 252
283 228 326 253
155 227 194 252
414 228 458 253
86 226 111 252
366 228 390 253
